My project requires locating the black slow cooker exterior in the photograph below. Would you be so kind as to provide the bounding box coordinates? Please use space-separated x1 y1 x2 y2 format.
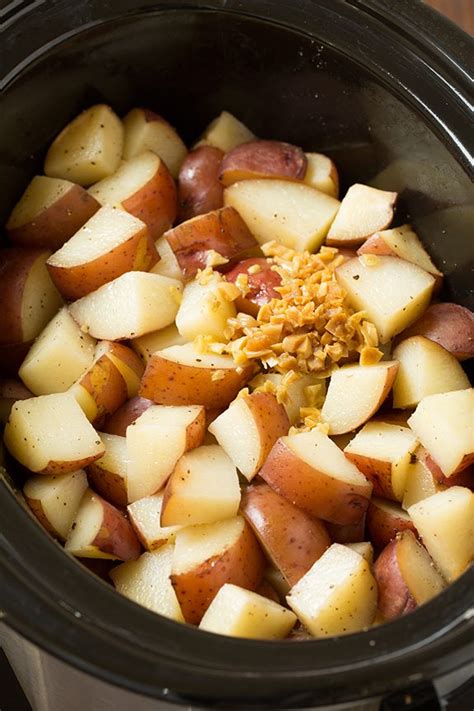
0 1 473 708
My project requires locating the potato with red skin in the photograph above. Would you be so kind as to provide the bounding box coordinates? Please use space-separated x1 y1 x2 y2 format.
326 516 366 544
374 531 445 621
178 145 224 221
260 430 372 525
241 482 331 586
395 303 474 361
0 379 33 424
422 452 474 490
367 497 417 550
218 140 307 187
170 516 265 624
164 205 257 280
224 258 281 316
102 396 154 436
65 490 141 561
6 176 101 250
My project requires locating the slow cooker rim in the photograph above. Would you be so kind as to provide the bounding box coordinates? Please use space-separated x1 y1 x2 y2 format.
0 0 473 705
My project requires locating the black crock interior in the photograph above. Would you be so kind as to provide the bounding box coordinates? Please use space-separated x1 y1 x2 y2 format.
0 0 473 707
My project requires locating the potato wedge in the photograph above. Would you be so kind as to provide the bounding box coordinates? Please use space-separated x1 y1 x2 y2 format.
6 176 100 249
102 396 153 436
175 271 237 341
110 544 184 621
303 153 339 198
46 206 157 300
165 206 256 280
396 302 474 361
401 448 446 510
241 482 330 586
199 583 296 639
366 497 417 550
345 542 374 564
171 515 265 624
127 492 181 551
374 530 445 620
249 371 325 425
178 145 224 221
131 324 186 365
321 361 399 435
69 271 182 340
336 256 435 343
44 104 124 185
87 433 128 507
224 179 340 252
65 490 141 561
208 391 289 481
326 184 397 246
325 516 366 544
195 111 255 152
151 235 184 281
260 429 372 525
0 379 32 424
23 470 88 541
224 258 282 317
219 140 307 186
287 543 378 636
122 108 187 178
19 306 96 395
4 393 104 474
139 343 254 409
88 151 177 240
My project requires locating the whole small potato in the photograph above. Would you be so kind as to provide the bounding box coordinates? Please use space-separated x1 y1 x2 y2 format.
219 140 307 187
178 145 224 222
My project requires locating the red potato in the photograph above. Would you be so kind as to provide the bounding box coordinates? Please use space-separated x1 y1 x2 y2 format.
224 179 340 253
164 206 257 280
68 271 183 340
303 153 339 198
44 104 124 186
366 497 417 550
241 482 331 586
336 256 435 344
127 492 181 551
255 579 281 604
170 515 265 624
326 184 397 247
343 422 418 501
374 531 446 621
69 342 135 427
260 429 372 525
401 449 446 510
6 176 100 250
175 271 237 341
102 396 153 436
346 542 374 564
392 336 469 409
4 393 105 474
287 543 378 636
408 486 474 582
424 453 474 490
194 110 255 153
250 372 326 425
325 516 366 544
224 258 282 317
408 389 474 478
139 343 254 409
396 303 474 361
0 247 63 346
86 433 128 508
208 391 289 481
88 151 177 240
178 145 224 221
161 445 241 526
46 206 158 300
122 108 188 178
321 362 399 435
126 404 206 502
218 140 307 187
131 323 187 365
0 379 33 425
104 342 145 399
111 544 184 622
199 583 296 639
65 490 141 561
357 225 443 290
23 470 88 541
151 236 184 282
18 306 96 396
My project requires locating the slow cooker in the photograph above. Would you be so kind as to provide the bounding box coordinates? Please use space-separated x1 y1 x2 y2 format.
0 1 473 709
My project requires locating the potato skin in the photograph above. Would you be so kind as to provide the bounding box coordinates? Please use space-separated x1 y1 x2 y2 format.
122 158 178 239
326 516 366 544
170 520 265 624
139 354 254 410
373 537 417 620
7 184 101 250
91 495 142 561
396 302 474 361
366 498 417 550
423 452 474 490
224 258 281 316
47 226 158 301
77 350 129 427
102 396 154 436
260 439 372 525
178 145 224 222
344 451 397 501
165 205 257 280
87 463 128 509
219 140 307 187
241 482 331 586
